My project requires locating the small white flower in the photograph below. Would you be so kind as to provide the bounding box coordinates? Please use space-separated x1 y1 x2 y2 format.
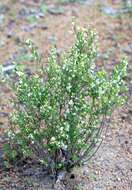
51 137 56 142
69 100 74 106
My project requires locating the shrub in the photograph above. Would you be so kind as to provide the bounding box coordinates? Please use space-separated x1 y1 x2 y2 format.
3 27 127 175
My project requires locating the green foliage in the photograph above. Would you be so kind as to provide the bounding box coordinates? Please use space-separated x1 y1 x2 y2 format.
3 27 127 174
40 3 48 14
